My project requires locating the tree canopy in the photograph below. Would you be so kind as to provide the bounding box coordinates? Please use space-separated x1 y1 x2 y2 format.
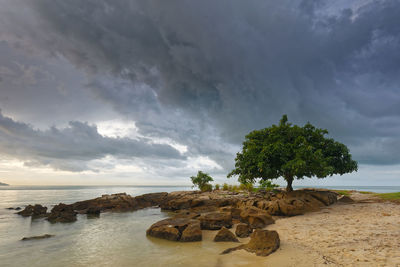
228 115 358 192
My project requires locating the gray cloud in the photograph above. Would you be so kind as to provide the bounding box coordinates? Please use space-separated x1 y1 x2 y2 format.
0 110 184 171
1 0 400 178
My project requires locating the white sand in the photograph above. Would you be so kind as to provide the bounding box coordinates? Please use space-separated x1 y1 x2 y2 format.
220 193 400 266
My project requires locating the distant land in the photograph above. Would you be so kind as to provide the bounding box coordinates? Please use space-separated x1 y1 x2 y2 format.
0 182 9 186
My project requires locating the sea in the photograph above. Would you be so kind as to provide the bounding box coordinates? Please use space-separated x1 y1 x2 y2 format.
0 185 399 267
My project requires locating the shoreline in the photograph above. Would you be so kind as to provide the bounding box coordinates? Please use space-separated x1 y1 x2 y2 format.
7 188 400 266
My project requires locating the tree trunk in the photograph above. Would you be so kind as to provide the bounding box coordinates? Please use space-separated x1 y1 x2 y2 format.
285 176 293 192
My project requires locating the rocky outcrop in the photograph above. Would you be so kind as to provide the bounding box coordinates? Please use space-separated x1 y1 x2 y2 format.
146 217 202 242
17 204 47 218
47 203 77 223
235 223 252 238
222 229 280 256
21 234 54 241
199 212 232 230
214 227 239 242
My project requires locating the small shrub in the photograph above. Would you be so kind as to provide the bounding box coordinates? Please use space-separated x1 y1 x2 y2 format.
228 185 233 191
232 185 239 192
190 171 214 192
239 182 255 192
258 180 279 191
222 183 229 190
200 184 213 192
214 184 220 190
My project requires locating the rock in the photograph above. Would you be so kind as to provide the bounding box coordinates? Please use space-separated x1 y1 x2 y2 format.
47 203 77 223
17 204 47 218
86 206 101 218
243 229 280 256
338 195 355 203
146 217 202 242
147 224 181 241
235 223 253 238
134 192 169 207
181 221 202 242
214 227 239 242
199 212 232 230
72 193 139 212
240 207 274 228
6 207 21 210
222 229 280 256
21 234 54 241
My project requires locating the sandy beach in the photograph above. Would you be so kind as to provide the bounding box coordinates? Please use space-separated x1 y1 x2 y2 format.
220 192 400 266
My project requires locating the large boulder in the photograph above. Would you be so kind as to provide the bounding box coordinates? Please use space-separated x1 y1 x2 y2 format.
243 229 280 256
146 217 202 242
222 229 280 256
181 221 202 242
240 207 274 228
235 223 253 238
47 203 77 223
17 204 47 218
147 224 181 241
199 212 232 230
214 227 239 242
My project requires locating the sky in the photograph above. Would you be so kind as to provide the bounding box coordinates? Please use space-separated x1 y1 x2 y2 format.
0 0 400 186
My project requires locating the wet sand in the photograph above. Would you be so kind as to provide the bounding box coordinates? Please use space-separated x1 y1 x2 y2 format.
219 192 400 266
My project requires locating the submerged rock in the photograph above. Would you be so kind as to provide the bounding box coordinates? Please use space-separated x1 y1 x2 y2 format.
222 229 280 256
235 223 253 238
47 203 77 223
21 234 54 241
214 227 239 242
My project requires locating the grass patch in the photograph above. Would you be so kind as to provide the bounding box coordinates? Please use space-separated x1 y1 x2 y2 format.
374 192 400 201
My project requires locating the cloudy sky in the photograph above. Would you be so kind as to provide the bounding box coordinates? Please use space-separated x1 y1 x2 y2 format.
0 0 399 186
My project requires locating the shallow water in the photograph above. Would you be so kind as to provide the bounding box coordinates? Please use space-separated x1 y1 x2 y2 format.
0 185 398 267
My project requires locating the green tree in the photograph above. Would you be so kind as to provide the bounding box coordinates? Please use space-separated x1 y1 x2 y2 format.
228 115 358 192
191 171 214 191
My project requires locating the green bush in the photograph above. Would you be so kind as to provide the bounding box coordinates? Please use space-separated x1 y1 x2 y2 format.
239 182 255 192
258 179 279 191
200 184 213 192
214 184 220 190
222 183 229 190
190 171 214 192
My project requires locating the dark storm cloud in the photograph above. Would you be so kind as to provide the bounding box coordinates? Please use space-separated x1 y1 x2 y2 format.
1 0 400 172
0 111 184 171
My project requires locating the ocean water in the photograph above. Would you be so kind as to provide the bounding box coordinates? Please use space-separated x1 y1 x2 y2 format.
0 185 398 267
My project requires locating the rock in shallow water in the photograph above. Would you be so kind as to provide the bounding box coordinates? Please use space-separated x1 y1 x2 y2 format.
146 217 202 242
214 227 239 242
17 204 47 218
21 234 54 241
47 203 77 223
